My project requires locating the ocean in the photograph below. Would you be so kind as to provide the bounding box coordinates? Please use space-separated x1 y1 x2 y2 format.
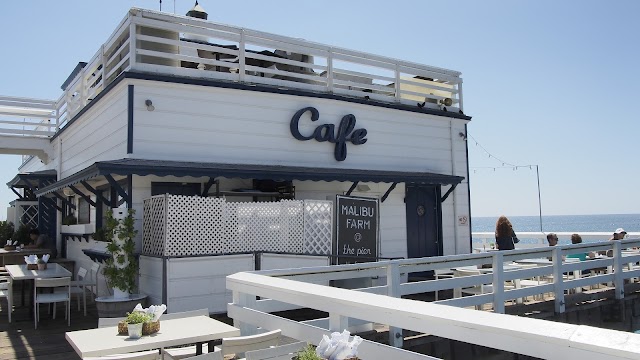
472 213 640 233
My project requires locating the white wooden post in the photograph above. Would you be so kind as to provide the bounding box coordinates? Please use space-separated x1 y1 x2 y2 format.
100 44 106 87
492 252 505 313
394 64 401 102
129 19 137 70
329 312 347 332
612 241 624 300
233 291 258 335
239 30 246 83
326 50 334 93
386 263 403 347
552 247 565 313
457 81 464 112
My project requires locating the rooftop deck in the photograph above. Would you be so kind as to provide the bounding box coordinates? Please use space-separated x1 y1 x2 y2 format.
0 7 464 165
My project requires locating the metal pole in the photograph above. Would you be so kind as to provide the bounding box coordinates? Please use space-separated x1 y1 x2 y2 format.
536 165 542 232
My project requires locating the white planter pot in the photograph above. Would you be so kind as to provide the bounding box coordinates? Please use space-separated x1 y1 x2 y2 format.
128 323 143 339
112 287 130 299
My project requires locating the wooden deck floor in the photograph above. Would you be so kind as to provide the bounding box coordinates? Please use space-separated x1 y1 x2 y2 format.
0 288 98 360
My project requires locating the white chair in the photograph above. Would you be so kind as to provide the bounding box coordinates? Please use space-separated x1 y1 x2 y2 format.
182 353 223 360
164 329 281 360
34 277 71 329
89 262 100 299
0 276 12 323
245 341 307 360
69 267 89 316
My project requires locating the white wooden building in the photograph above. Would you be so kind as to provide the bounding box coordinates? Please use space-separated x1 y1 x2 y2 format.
1 4 471 312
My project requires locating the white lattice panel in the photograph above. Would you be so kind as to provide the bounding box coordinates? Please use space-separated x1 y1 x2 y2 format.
303 200 333 255
224 201 304 253
164 195 226 256
19 204 39 229
142 196 334 257
143 196 167 256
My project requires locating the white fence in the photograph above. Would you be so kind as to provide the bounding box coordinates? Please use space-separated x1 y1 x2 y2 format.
227 238 640 359
472 231 639 249
142 195 332 257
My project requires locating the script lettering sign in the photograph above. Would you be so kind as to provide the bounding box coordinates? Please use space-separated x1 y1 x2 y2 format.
290 107 367 161
335 195 379 264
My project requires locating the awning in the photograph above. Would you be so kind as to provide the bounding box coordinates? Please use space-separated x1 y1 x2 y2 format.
36 158 464 196
7 169 57 189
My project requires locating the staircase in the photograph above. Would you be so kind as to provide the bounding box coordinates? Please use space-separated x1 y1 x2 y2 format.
0 95 57 163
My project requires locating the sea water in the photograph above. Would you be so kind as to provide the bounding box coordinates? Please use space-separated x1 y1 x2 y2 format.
471 213 639 246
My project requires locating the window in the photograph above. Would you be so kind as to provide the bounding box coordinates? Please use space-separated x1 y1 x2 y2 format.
77 197 91 224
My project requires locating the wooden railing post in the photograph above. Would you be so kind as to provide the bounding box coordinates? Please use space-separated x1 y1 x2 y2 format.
386 262 403 347
129 20 137 70
552 247 565 313
232 291 257 335
326 49 334 93
492 252 505 313
239 30 246 83
457 81 464 112
612 240 624 300
394 64 401 102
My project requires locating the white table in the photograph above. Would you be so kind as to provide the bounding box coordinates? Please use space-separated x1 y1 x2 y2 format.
66 315 240 358
5 263 72 280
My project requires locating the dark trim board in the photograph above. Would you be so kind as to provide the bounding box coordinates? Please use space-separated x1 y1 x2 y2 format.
127 85 134 154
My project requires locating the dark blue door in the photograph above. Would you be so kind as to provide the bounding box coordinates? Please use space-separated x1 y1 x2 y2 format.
405 185 441 259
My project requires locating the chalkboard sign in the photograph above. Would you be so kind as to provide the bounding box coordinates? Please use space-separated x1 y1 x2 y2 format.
335 195 379 264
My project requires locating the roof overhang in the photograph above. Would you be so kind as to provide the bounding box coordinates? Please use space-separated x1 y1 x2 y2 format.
7 169 57 189
36 159 464 197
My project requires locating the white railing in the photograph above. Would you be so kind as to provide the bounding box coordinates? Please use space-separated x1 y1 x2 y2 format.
227 238 640 359
0 96 57 136
42 7 463 133
473 231 639 249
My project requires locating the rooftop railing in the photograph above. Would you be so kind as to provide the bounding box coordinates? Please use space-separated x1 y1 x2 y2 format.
227 238 640 359
57 8 464 128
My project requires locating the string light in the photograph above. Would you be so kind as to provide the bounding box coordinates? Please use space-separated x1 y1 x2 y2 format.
468 133 537 173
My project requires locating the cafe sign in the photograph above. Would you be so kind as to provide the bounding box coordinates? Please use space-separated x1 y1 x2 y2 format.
335 195 379 264
290 107 368 161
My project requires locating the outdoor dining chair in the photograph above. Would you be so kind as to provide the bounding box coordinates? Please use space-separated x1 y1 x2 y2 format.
245 341 307 360
83 350 161 360
34 277 71 329
183 352 223 360
0 275 12 323
69 267 89 316
164 329 281 360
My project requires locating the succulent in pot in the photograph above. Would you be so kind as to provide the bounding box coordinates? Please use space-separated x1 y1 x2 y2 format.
125 311 152 339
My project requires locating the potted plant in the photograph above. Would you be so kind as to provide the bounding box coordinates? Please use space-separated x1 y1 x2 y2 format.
294 345 322 360
102 209 138 299
124 311 152 339
37 258 47 270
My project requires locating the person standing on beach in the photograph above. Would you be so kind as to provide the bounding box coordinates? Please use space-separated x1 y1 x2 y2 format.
495 216 519 250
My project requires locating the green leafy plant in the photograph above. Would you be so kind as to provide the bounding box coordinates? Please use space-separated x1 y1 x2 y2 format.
102 209 138 294
0 221 15 243
62 215 78 225
13 224 30 245
91 227 110 242
294 345 322 360
125 311 152 324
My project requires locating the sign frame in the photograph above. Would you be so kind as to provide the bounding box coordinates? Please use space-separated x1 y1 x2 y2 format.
335 194 380 265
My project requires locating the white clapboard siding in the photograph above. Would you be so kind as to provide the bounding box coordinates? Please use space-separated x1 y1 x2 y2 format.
139 255 163 306
59 83 128 178
131 80 467 174
166 254 254 314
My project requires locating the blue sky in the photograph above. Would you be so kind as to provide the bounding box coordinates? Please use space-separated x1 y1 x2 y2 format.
0 0 638 218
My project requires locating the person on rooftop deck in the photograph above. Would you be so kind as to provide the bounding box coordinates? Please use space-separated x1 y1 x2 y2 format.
495 215 519 250
25 228 57 258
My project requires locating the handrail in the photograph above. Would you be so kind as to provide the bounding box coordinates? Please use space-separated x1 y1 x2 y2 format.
228 238 640 359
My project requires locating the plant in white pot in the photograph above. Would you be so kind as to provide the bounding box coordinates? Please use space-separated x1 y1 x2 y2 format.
102 209 138 299
124 311 152 339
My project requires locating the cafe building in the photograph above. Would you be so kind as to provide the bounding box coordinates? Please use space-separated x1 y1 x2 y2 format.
2 4 471 312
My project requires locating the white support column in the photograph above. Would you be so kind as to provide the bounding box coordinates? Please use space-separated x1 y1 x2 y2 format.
492 253 505 313
612 241 624 300
552 247 565 313
232 291 258 335
386 263 403 347
457 81 464 112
